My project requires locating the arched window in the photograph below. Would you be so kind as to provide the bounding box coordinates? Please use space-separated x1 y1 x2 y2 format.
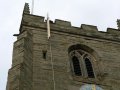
68 44 98 79
72 56 82 76
85 58 95 78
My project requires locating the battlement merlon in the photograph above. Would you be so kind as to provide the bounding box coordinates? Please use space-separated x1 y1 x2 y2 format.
19 3 120 42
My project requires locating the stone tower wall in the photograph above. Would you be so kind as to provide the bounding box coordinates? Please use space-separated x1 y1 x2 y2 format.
6 30 33 90
6 3 120 90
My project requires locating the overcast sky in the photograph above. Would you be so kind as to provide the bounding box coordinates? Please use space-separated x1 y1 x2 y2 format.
0 0 120 89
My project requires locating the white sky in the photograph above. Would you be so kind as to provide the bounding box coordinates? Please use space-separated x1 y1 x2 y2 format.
0 0 120 89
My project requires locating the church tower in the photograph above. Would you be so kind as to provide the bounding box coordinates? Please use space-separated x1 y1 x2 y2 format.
6 3 120 90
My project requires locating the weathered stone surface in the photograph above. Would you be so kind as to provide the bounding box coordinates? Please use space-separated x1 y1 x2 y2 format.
55 19 71 26
81 24 98 32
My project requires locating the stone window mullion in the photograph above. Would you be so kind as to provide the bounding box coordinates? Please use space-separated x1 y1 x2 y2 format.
81 54 88 77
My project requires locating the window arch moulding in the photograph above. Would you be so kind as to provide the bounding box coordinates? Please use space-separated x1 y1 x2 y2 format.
68 44 103 82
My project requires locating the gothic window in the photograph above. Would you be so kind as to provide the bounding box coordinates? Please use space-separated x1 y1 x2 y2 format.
69 49 95 78
85 58 95 78
72 56 82 76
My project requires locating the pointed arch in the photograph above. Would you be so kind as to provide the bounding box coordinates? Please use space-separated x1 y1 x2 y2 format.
85 58 95 78
68 44 100 79
72 56 82 76
68 44 99 61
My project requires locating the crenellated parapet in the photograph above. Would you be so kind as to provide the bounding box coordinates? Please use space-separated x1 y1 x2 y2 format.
20 3 120 42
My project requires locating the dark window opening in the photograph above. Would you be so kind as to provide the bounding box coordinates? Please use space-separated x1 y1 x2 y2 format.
72 56 82 76
42 50 47 59
85 58 95 78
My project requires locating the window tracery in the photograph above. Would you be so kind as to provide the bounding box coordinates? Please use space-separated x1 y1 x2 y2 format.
69 50 95 78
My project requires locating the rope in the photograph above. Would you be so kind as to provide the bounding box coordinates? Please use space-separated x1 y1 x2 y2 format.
49 38 56 90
